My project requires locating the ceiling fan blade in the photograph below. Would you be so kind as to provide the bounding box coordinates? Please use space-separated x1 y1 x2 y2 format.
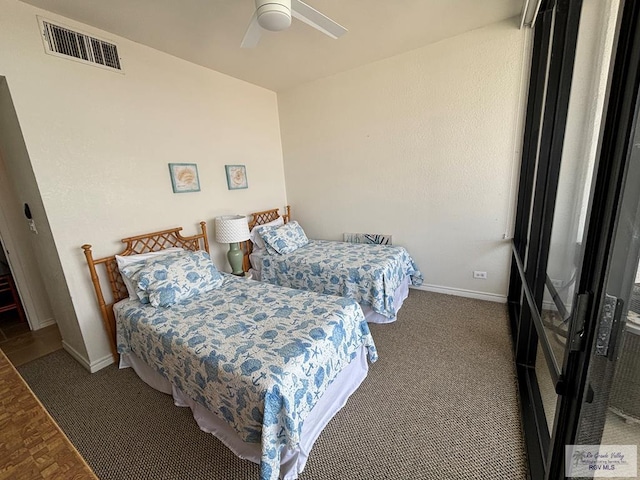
290 0 347 39
241 12 262 48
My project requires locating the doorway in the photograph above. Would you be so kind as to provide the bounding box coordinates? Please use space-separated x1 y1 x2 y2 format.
0 214 61 366
0 79 61 366
0 235 30 339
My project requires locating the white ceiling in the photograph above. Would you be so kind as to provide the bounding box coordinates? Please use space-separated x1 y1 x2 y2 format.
21 0 524 92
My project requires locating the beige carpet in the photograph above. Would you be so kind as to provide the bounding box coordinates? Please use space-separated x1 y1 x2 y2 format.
18 290 527 479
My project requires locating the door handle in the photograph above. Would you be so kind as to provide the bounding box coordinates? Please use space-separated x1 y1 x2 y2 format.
595 294 624 358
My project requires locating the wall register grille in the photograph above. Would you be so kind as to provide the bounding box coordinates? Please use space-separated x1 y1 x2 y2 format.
39 18 122 72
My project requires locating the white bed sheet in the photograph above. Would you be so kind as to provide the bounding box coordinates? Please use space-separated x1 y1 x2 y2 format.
248 249 266 279
249 250 410 324
120 344 369 480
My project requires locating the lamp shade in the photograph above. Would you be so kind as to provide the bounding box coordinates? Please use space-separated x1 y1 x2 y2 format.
215 215 250 244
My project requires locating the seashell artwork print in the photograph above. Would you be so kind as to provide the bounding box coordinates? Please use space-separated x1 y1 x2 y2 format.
225 165 248 190
169 163 201 193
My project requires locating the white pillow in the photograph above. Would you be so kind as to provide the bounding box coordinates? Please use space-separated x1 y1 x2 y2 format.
249 216 284 250
115 247 184 299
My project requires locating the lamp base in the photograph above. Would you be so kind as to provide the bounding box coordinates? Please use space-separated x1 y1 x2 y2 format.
227 242 244 276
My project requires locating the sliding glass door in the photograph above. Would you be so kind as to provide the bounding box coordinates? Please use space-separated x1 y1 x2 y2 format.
565 115 640 476
548 1 640 475
509 0 593 476
508 0 633 478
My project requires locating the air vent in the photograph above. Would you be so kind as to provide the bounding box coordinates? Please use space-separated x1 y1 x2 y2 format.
39 18 123 72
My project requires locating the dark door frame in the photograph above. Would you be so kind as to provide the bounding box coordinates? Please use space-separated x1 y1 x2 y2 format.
507 0 584 477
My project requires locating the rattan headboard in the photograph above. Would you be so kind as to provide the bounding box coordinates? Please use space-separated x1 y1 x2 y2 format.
241 206 290 272
82 222 209 362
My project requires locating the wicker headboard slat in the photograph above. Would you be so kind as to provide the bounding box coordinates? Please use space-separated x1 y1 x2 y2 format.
241 206 290 272
82 222 209 363
106 258 128 303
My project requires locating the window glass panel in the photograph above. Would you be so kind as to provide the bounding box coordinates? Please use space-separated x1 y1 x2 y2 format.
536 340 558 435
543 0 615 369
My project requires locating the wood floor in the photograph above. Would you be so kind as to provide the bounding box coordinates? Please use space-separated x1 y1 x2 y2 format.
0 347 98 479
0 311 62 367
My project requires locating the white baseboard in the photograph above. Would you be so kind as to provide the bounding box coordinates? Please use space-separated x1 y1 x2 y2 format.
90 353 115 373
62 341 114 373
37 317 56 329
411 284 507 304
29 317 56 331
62 340 91 371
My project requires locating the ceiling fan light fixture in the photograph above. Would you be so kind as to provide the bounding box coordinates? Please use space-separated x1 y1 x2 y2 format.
242 0 346 48
256 2 292 31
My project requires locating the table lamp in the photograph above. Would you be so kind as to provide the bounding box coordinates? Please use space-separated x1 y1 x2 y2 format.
215 215 250 275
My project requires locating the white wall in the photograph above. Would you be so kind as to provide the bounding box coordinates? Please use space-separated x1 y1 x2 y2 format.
0 102 56 332
0 0 287 370
278 19 528 300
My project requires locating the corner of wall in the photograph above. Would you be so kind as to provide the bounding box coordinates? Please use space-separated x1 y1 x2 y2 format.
62 340 114 372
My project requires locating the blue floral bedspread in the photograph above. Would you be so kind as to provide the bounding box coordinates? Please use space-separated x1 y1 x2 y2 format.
259 240 423 319
114 274 377 480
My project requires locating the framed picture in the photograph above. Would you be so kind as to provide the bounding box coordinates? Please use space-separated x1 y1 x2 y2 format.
225 165 248 190
169 163 200 193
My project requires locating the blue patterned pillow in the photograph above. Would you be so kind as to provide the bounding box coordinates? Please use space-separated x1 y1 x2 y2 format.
252 224 281 253
249 216 284 250
260 226 282 256
121 250 223 307
260 221 309 255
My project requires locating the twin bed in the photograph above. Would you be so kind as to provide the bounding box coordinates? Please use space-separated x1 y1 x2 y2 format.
83 211 422 480
83 223 378 480
242 207 423 324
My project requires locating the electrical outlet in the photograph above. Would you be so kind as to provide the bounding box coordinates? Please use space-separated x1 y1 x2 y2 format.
473 271 488 279
551 279 563 288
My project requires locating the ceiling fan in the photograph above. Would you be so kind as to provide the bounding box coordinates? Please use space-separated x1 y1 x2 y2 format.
241 0 347 48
